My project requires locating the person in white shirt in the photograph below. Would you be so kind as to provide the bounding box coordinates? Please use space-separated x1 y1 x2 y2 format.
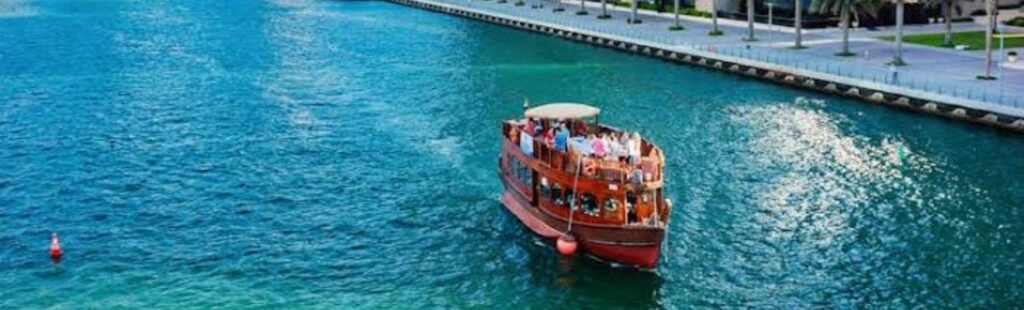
626 132 641 165
605 134 621 161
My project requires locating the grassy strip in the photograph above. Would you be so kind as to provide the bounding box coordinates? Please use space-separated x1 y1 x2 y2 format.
612 1 711 18
879 31 1024 50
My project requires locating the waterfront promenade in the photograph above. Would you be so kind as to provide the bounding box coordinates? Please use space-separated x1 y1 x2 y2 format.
393 0 1024 130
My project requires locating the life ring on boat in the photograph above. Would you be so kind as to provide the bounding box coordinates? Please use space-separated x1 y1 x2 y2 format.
582 158 597 177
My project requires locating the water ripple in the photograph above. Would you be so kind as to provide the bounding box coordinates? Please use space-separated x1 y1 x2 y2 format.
1 0 1023 308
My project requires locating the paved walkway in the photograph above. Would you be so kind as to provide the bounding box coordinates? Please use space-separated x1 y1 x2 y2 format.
428 0 1024 112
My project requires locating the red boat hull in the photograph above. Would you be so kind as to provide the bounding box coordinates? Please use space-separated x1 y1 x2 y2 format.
579 239 661 269
500 186 663 269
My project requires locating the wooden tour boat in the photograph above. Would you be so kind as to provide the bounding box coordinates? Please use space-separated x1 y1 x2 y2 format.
498 102 671 269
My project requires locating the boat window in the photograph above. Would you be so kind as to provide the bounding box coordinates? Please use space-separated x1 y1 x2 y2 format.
626 191 637 206
523 166 533 187
564 189 575 209
511 158 532 187
550 184 563 206
513 157 523 176
539 178 550 199
604 197 619 212
581 193 598 216
643 190 654 203
513 159 521 178
626 191 638 224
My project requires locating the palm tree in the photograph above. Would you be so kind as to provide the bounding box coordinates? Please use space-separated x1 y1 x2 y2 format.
710 0 724 35
940 0 958 46
924 0 960 46
891 0 906 65
795 0 804 48
980 0 994 79
669 0 684 30
577 0 588 15
629 0 641 23
810 0 879 56
598 0 611 18
746 0 757 41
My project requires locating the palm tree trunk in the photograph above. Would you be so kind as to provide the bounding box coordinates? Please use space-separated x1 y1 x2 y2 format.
746 0 756 40
943 0 952 46
794 0 803 48
630 0 639 23
839 2 851 55
674 0 681 27
601 0 608 17
983 0 994 78
711 0 721 33
893 0 906 65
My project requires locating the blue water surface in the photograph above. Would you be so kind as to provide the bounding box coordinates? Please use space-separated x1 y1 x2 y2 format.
2 0 1023 308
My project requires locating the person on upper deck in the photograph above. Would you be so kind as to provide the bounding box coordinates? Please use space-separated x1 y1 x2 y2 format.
604 133 620 161
627 132 641 164
573 120 588 136
554 124 569 152
524 117 536 136
590 134 606 158
610 133 628 162
543 125 554 146
618 132 631 162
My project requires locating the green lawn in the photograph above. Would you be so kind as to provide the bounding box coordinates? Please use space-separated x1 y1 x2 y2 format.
880 31 1024 50
611 1 712 18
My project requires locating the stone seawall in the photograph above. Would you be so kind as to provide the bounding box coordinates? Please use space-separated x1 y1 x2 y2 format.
388 0 1024 133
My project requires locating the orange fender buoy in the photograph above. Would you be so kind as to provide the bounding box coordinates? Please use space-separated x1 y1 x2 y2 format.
50 233 63 262
556 234 577 256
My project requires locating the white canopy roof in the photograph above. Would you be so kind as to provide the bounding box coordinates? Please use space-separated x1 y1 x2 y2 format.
524 103 600 120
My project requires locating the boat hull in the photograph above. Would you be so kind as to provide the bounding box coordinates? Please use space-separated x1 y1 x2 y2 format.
579 239 662 269
500 181 664 269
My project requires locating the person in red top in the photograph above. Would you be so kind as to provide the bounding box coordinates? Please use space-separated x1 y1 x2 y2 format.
573 120 588 136
524 118 536 136
543 126 555 146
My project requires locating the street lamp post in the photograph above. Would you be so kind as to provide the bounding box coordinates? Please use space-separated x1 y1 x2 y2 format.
745 0 756 41
768 3 774 42
794 0 803 48
981 0 994 79
999 24 1005 79
999 23 1005 100
892 0 906 65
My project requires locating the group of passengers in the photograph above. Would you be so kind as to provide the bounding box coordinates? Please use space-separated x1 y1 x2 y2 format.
520 117 646 183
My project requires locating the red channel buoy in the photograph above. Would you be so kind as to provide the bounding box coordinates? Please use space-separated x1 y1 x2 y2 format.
50 233 63 262
556 234 577 256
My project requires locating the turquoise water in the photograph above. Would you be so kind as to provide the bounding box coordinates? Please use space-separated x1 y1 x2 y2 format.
2 0 1023 308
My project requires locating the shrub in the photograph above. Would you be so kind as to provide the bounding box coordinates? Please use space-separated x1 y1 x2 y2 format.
1006 17 1024 27
680 7 712 18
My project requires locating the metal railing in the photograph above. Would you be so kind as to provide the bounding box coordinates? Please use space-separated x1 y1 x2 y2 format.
423 0 1024 111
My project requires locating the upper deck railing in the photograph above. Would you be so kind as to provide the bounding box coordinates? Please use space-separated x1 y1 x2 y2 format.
502 121 663 186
